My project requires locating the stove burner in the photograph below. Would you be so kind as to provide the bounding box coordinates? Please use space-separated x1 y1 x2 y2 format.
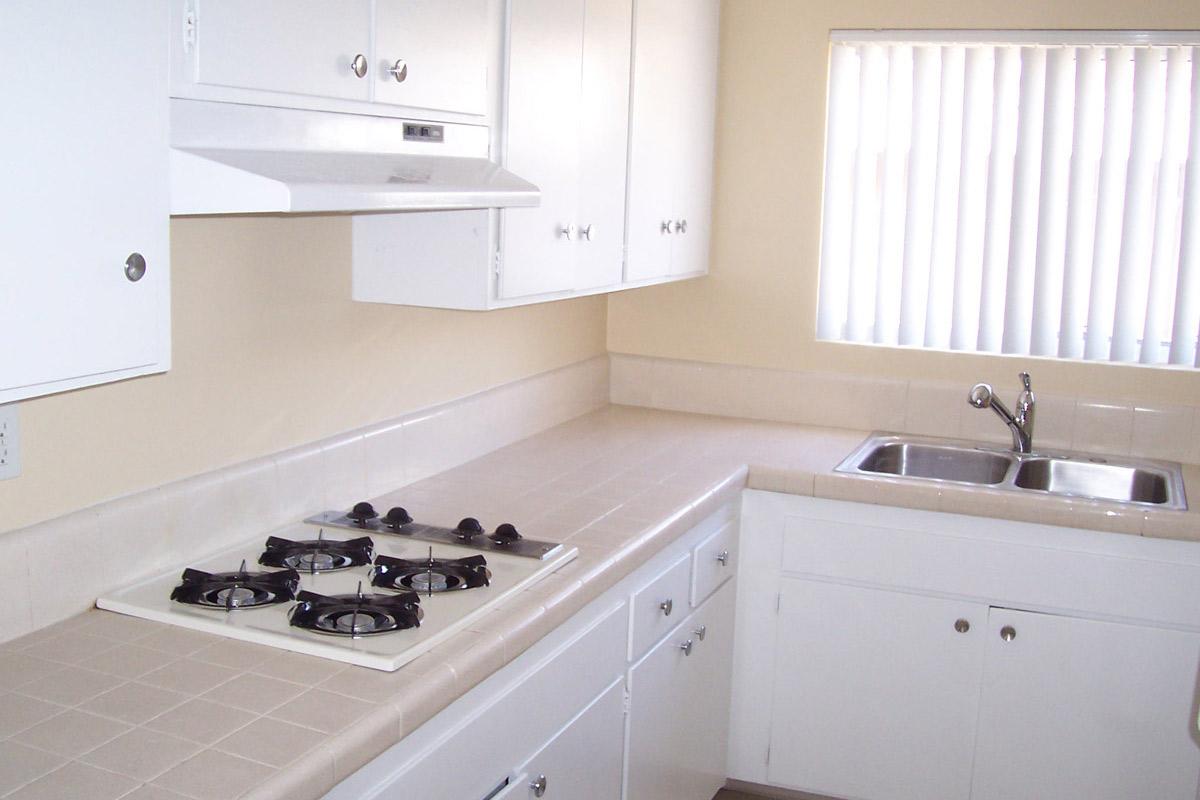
371 552 491 595
289 584 422 637
258 533 373 573
171 562 300 610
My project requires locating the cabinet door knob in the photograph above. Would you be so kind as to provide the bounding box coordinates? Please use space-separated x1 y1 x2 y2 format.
1000 625 1017 642
388 59 409 82
659 598 673 617
715 550 729 566
559 224 576 241
673 219 688 234
579 224 594 241
693 625 707 641
679 639 694 656
530 775 547 797
954 618 970 633
661 220 674 234
124 252 147 282
351 54 368 78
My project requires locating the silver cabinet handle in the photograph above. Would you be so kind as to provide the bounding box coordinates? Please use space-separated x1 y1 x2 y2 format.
388 58 408 82
954 618 970 634
715 550 729 566
530 775 547 797
679 639 694 656
124 252 147 283
661 220 674 234
351 53 368 78
579 224 594 241
1000 625 1017 642
659 598 673 617
559 224 577 241
693 625 707 642
673 219 688 234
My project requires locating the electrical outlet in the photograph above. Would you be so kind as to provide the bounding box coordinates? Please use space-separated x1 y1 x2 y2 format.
0 403 20 480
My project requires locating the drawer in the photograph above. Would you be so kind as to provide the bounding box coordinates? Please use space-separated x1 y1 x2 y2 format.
691 520 737 607
629 552 692 661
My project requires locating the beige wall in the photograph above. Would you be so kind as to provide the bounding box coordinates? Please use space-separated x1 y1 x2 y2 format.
608 0 1200 407
1 216 607 532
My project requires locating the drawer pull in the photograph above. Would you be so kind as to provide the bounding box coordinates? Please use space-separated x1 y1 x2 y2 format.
954 618 971 634
693 625 707 642
388 58 409 82
715 550 729 567
679 639 694 656
1000 625 1017 642
530 775 547 797
659 598 674 617
350 53 368 78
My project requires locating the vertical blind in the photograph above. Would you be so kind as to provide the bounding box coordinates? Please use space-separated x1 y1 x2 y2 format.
816 31 1200 367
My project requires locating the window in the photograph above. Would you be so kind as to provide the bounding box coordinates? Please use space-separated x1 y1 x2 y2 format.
815 31 1200 367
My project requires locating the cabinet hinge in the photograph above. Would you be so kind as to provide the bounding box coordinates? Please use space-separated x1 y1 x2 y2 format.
493 250 501 279
183 1 197 53
622 687 631 716
766 744 771 766
776 592 781 614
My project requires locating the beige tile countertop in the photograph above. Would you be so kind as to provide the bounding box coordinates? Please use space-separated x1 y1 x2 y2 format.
2 405 1198 800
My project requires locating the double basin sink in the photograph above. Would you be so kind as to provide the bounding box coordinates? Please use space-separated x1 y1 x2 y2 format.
836 433 1187 511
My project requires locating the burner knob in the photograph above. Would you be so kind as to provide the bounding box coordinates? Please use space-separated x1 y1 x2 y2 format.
382 507 413 528
454 517 484 540
489 523 521 545
348 502 378 524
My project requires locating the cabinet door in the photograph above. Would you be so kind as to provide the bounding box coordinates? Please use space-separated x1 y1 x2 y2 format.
627 581 736 800
622 0 681 283
574 0 633 292
373 0 489 115
519 680 625 800
666 0 719 277
766 579 987 800
0 1 170 403
972 608 1200 800
192 0 372 101
499 0 584 299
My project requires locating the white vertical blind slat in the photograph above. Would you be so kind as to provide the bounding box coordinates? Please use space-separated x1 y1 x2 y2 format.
977 45 1022 352
1029 46 1077 356
897 46 942 345
845 45 888 342
1001 46 1047 354
873 45 914 345
1110 47 1168 363
816 44 860 340
1058 46 1106 359
924 45 966 349
1169 48 1200 367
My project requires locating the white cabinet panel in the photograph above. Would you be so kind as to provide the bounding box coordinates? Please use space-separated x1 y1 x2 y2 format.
193 0 372 101
629 552 692 661
374 0 489 115
766 579 987 800
0 0 170 402
972 607 1200 800
519 680 625 800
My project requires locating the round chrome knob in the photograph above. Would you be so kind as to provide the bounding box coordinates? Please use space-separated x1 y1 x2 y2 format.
559 224 577 241
715 550 729 566
1000 625 1017 642
388 58 408 82
679 639 694 656
693 625 707 642
580 224 594 241
661 220 673 234
659 598 673 617
673 219 688 234
530 775 547 797
124 252 147 282
351 54 368 78
954 618 970 634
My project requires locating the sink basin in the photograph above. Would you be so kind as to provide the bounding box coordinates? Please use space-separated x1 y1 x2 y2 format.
855 442 1012 485
1013 458 1172 506
836 433 1187 510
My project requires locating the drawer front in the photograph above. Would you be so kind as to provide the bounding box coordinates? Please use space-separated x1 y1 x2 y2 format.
691 520 737 607
630 552 692 661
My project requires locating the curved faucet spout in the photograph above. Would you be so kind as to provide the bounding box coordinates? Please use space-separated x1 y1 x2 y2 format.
967 374 1035 453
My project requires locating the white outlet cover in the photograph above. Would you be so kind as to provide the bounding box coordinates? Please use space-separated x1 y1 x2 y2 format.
0 403 20 480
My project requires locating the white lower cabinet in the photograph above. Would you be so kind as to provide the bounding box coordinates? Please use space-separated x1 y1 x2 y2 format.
732 492 1200 800
626 578 736 800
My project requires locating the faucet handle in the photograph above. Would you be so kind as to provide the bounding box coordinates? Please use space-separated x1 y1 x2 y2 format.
1019 371 1032 392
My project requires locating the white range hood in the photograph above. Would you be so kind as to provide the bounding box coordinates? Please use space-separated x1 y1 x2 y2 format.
170 100 539 215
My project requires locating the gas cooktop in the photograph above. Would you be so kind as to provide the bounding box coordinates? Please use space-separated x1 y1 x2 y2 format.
97 506 577 671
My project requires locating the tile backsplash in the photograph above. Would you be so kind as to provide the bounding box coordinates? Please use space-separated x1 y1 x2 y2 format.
0 356 608 643
609 353 1200 465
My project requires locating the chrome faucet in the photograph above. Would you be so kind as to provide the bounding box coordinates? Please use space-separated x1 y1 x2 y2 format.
968 372 1036 454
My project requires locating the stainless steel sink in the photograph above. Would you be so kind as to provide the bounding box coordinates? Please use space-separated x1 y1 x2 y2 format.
837 433 1187 510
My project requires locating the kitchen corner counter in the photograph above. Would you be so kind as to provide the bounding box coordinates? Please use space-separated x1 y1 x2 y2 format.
2 405 1197 800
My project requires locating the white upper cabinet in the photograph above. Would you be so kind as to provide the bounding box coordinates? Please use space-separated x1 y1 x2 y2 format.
374 0 489 116
499 0 632 300
190 0 373 101
0 1 171 404
625 0 720 283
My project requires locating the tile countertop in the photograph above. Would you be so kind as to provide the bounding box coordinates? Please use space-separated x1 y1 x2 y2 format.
2 405 1198 800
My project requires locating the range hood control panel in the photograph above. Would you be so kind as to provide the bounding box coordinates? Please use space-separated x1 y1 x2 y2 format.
404 123 445 143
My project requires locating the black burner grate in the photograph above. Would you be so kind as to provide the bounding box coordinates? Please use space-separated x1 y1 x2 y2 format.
171 562 301 610
371 552 491 595
289 584 422 637
258 533 374 573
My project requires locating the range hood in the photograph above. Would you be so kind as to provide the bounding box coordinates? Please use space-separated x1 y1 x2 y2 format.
170 100 539 215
